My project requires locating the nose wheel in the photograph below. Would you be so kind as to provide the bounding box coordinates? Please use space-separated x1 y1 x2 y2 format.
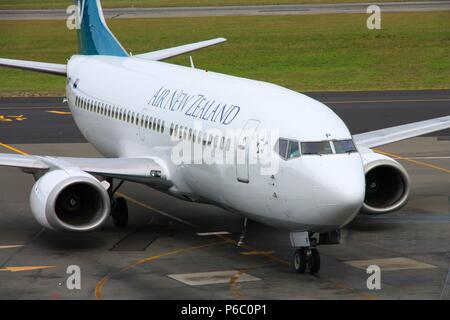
293 247 320 274
290 231 321 274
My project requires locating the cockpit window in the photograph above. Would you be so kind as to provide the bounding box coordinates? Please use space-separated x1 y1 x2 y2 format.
276 138 289 159
287 140 300 159
333 139 357 154
277 138 355 159
275 138 300 160
301 141 333 155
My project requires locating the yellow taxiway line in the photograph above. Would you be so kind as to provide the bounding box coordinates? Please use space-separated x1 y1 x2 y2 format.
0 266 56 272
374 149 450 173
94 240 228 300
46 110 72 115
0 143 29 155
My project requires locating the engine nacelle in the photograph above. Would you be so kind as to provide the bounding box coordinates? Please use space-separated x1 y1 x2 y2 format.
30 169 110 232
360 151 410 215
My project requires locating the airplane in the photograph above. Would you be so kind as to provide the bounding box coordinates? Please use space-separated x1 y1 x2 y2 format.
0 0 449 274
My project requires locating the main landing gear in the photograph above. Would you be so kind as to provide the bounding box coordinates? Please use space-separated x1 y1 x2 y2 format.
111 196 128 228
290 231 320 274
107 178 128 228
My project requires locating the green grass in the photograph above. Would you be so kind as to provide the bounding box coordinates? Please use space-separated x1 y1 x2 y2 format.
0 0 415 10
0 12 449 96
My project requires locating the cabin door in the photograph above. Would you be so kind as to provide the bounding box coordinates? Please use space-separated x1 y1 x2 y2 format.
236 119 260 183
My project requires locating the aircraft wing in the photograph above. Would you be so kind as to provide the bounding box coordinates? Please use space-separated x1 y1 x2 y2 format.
134 37 227 61
354 116 450 148
0 38 227 73
0 154 171 188
0 58 66 75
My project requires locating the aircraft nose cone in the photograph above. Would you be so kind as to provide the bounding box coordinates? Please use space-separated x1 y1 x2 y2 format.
313 155 365 228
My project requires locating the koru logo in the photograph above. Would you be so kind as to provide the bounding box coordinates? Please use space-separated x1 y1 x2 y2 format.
66 265 82 290
366 265 381 290
366 5 381 30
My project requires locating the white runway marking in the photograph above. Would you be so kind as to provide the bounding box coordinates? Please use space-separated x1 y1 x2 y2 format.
0 245 23 249
196 231 230 236
168 270 261 286
345 257 437 271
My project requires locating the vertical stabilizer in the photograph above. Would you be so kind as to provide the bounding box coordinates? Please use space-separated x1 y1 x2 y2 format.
76 0 128 57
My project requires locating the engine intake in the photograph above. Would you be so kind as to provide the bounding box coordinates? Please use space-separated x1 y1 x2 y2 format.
30 169 110 232
361 153 410 215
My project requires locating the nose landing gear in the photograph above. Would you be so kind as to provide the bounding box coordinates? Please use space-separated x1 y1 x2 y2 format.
293 247 320 274
290 231 321 274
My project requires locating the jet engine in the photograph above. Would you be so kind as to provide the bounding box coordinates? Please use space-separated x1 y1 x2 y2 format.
30 169 110 232
360 152 410 215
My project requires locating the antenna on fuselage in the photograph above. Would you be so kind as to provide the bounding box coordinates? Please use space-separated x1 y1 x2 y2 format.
189 56 195 69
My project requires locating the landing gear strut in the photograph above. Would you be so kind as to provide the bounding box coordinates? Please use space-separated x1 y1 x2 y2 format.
290 231 321 274
107 178 128 228
237 217 248 247
111 197 128 228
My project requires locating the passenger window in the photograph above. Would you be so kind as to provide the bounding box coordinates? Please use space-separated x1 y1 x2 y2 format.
207 135 213 146
179 126 183 139
213 136 218 148
287 140 300 159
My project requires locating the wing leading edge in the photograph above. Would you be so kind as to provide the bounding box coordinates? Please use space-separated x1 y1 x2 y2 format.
0 154 171 189
0 38 226 74
0 58 66 75
134 37 227 61
354 116 450 149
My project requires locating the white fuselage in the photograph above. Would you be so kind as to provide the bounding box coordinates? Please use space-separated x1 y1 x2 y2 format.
65 55 366 232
